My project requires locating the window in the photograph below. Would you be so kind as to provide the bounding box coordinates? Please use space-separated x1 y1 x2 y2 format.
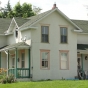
60 27 67 43
15 30 18 38
41 26 49 43
60 50 69 70
21 52 25 68
40 50 50 69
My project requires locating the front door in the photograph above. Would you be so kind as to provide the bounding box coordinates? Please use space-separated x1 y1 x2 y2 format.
21 52 25 68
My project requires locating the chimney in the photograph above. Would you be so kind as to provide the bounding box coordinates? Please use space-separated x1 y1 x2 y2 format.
52 3 57 9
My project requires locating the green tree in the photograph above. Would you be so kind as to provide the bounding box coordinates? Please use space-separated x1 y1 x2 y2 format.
13 2 35 18
13 2 22 17
22 3 35 18
0 0 13 18
3 0 13 18
0 1 39 18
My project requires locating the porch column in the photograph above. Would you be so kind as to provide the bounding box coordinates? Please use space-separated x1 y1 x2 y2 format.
7 50 9 76
28 49 30 78
81 54 84 77
0 52 1 68
15 48 18 78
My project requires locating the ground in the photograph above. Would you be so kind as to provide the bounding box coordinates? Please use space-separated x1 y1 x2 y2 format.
0 80 88 88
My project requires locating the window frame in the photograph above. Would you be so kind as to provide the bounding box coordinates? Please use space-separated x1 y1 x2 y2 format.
59 50 69 70
15 30 18 38
41 25 49 43
40 49 50 70
60 27 68 44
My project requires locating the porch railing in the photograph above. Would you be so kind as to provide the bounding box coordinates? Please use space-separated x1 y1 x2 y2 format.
8 68 30 78
8 68 15 76
17 68 30 78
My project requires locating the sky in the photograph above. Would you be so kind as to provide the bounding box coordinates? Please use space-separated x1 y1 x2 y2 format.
0 0 88 20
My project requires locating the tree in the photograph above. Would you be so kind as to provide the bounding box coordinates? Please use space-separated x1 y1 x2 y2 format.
0 0 13 18
6 0 14 18
0 1 4 18
13 2 35 18
0 1 40 18
13 2 22 17
22 3 35 18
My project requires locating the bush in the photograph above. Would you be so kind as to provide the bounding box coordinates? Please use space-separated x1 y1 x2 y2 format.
7 75 16 83
1 78 7 84
0 68 7 83
0 68 16 84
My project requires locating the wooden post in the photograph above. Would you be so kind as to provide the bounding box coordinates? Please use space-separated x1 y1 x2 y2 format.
28 49 30 78
7 50 9 76
15 48 17 78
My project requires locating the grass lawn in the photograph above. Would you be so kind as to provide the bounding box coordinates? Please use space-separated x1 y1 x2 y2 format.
0 80 88 88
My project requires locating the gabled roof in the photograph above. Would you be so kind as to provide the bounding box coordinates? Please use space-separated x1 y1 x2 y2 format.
14 17 29 27
0 8 87 34
72 20 88 33
19 8 82 32
19 10 51 29
13 10 52 29
0 18 12 33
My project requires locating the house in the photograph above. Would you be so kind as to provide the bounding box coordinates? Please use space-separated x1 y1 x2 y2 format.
0 3 87 80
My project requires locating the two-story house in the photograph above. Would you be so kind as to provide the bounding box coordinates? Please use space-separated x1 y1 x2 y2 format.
0 4 87 80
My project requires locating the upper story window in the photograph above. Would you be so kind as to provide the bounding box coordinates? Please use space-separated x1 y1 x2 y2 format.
60 27 67 43
41 26 49 43
15 30 18 38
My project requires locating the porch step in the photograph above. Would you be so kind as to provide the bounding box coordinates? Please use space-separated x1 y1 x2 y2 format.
17 78 31 82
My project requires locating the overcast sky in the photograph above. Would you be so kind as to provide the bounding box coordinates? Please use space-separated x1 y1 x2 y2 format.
0 0 88 20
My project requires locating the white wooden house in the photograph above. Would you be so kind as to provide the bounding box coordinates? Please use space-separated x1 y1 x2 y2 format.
0 4 87 80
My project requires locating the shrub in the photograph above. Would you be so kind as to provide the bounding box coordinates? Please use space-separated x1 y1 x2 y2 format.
7 75 16 83
0 68 7 83
0 68 16 84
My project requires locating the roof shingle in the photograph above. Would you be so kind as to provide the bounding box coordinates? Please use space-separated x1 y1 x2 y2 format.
71 20 88 33
0 18 12 33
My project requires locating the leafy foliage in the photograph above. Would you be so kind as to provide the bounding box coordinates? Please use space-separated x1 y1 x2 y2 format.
1 0 13 18
13 2 22 17
0 68 16 84
0 1 42 18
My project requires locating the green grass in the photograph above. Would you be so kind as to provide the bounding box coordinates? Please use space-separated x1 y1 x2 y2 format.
0 80 88 88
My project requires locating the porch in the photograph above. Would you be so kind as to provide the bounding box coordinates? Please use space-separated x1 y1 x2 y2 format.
0 42 31 79
77 44 88 79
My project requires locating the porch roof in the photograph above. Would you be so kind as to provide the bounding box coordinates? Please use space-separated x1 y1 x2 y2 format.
0 42 30 51
77 44 88 50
